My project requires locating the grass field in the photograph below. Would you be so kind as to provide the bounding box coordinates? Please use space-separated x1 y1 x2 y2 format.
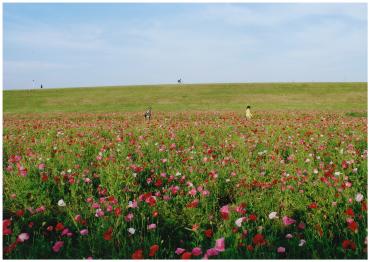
3 82 367 114
3 82 368 259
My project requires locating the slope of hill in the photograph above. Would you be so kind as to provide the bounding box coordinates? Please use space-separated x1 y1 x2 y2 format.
3 82 367 114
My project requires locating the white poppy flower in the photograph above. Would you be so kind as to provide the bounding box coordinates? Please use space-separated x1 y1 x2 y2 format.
355 193 364 202
235 217 245 227
58 199 66 207
299 239 306 247
269 212 278 220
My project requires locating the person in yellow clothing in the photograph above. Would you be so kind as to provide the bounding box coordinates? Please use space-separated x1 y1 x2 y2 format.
245 105 252 120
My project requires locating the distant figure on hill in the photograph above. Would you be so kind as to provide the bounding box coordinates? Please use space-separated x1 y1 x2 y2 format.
144 107 152 121
246 105 252 120
40 84 43 89
177 78 182 84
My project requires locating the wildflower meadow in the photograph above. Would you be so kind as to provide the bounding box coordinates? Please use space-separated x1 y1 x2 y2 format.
3 111 367 259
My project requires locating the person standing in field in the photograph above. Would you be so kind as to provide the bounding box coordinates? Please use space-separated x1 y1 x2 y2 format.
246 105 252 120
144 107 152 121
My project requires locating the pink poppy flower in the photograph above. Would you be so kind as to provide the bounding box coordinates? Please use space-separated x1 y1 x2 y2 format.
285 233 293 239
106 205 113 212
192 247 202 256
298 222 305 230
277 246 286 253
235 217 246 227
220 205 229 220
282 216 296 225
214 237 225 252
38 163 45 170
128 200 138 208
202 190 210 196
52 241 64 252
125 213 134 222
95 209 104 217
189 188 197 196
206 248 220 257
17 164 27 176
175 248 185 255
35 206 46 213
163 195 171 201
147 224 156 230
80 229 89 235
171 186 180 195
61 228 70 236
17 232 30 243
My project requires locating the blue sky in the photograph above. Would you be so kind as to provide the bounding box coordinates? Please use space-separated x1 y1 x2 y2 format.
3 3 368 90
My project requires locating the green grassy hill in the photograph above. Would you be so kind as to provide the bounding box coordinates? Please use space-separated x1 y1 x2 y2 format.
3 82 367 114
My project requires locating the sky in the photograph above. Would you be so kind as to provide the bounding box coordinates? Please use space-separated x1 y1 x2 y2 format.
3 3 368 90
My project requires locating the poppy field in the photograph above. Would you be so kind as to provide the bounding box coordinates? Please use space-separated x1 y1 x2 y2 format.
2 111 367 259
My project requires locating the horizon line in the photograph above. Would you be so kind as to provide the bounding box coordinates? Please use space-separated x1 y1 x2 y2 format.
4 81 368 91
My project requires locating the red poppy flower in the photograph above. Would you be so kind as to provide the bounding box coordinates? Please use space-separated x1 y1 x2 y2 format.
154 179 162 187
3 219 12 235
361 201 367 211
16 210 25 217
341 160 349 169
146 196 156 207
187 199 199 208
347 221 358 232
103 227 113 241
41 174 48 182
192 224 200 231
114 207 122 217
132 249 143 259
4 242 17 254
107 196 115 202
204 229 213 238
342 240 356 250
55 223 64 231
181 252 192 259
252 233 266 246
315 224 323 237
308 203 318 209
345 208 355 217
149 244 159 257
246 244 254 252
235 203 247 215
249 214 257 222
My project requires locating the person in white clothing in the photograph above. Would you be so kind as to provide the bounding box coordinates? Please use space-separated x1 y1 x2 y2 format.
245 105 252 120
